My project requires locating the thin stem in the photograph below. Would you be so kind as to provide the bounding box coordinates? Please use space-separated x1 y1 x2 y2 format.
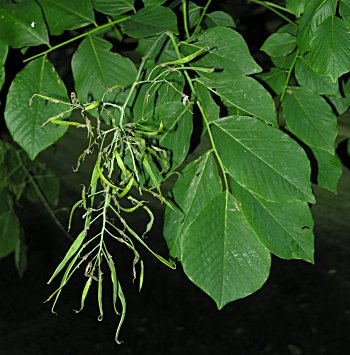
249 0 298 27
280 49 300 103
182 0 190 39
193 0 212 35
168 33 229 191
16 152 73 241
23 16 132 63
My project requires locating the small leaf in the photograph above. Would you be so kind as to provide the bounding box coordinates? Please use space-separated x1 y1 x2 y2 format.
256 68 287 95
72 35 137 101
282 87 337 154
312 147 342 192
143 0 166 5
0 1 49 47
205 11 236 28
181 192 271 309
92 0 134 15
286 0 306 17
212 116 315 203
195 82 220 123
261 33 297 57
124 6 178 38
37 0 96 35
0 42 8 91
0 209 21 258
14 231 28 277
295 56 338 95
308 16 350 82
271 50 296 70
4 57 68 160
198 77 277 127
181 27 262 80
231 178 314 263
164 152 222 259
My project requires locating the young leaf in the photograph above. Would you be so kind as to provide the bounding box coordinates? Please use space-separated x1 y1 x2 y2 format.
0 42 8 91
4 57 68 160
181 192 271 309
295 56 338 95
92 0 135 16
311 147 342 192
261 33 297 57
297 0 337 53
37 0 96 35
181 27 262 80
212 116 315 203
282 87 337 154
205 11 236 29
72 35 137 102
124 6 178 38
164 152 222 259
308 16 350 82
198 77 277 127
0 1 50 47
0 209 21 258
231 179 314 263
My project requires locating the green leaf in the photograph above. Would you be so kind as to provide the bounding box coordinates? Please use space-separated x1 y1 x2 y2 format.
124 6 178 38
144 101 193 169
0 1 49 47
282 87 337 154
231 179 314 263
37 0 96 35
256 68 287 95
286 0 306 17
327 93 350 115
0 210 21 258
72 35 137 102
205 11 236 29
198 77 277 127
295 56 338 95
188 1 202 29
181 27 262 80
14 231 28 277
261 33 297 57
92 0 135 16
297 0 337 53
212 116 315 203
308 16 350 82
340 0 350 18
271 50 296 70
181 192 271 309
194 82 219 123
143 0 166 6
4 57 68 160
164 152 222 259
0 42 8 92
312 147 342 192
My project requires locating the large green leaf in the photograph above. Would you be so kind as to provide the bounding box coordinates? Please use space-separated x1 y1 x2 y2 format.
0 1 49 48
282 87 337 154
124 6 178 38
198 77 277 126
72 35 137 102
143 101 193 169
231 179 314 263
312 147 342 192
5 57 68 160
297 0 337 53
0 42 8 91
260 33 296 57
212 116 315 203
308 16 350 82
92 0 135 16
181 192 271 309
295 56 338 95
38 0 96 35
0 210 20 258
181 27 261 80
286 0 306 17
164 152 222 259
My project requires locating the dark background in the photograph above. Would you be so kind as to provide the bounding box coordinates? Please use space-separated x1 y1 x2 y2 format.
1 1 350 354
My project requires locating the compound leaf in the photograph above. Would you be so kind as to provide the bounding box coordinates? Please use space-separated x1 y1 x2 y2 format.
212 116 315 203
5 57 68 160
181 192 271 309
